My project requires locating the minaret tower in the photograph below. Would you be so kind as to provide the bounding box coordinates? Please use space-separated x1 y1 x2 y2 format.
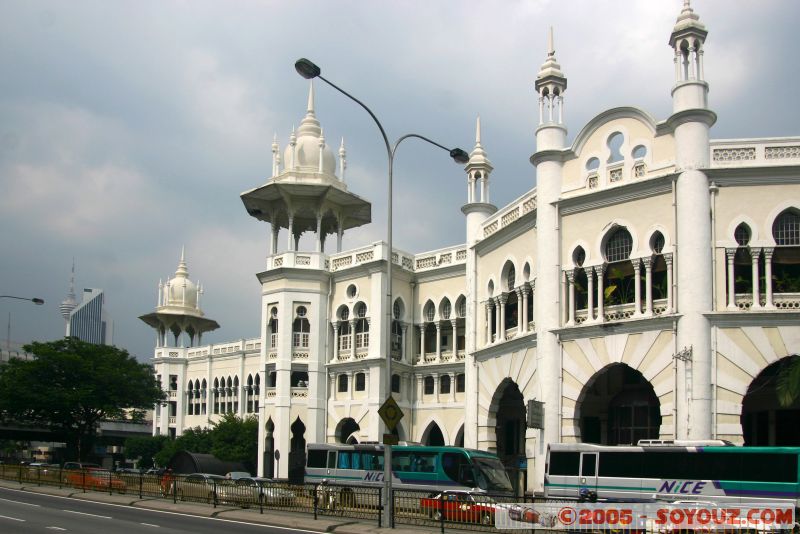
668 0 716 439
60 259 78 336
531 27 567 491
462 116 497 448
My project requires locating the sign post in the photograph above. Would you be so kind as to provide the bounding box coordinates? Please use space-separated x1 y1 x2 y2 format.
378 396 404 527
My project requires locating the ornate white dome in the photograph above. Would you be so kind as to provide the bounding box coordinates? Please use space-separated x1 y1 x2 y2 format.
282 82 337 175
164 249 199 310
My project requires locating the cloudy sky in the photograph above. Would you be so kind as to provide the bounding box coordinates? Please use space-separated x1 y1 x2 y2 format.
1 0 798 362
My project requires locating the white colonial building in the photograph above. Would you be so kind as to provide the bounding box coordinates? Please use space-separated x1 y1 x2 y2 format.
143 2 800 493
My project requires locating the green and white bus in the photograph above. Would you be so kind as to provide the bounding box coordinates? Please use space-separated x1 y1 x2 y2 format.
305 443 513 496
545 441 800 509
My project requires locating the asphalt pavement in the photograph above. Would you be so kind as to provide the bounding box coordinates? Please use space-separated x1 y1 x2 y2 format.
0 479 448 534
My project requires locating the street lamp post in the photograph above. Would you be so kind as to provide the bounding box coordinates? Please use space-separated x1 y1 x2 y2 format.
0 296 44 305
295 58 468 528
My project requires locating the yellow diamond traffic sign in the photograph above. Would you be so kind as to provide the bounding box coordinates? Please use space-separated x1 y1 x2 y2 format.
378 395 403 430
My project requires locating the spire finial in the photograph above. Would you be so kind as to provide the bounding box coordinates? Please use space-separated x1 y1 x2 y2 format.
307 80 315 114
176 246 188 277
547 26 555 57
475 115 482 145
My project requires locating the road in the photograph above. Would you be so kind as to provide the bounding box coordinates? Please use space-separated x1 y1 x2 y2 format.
0 486 322 533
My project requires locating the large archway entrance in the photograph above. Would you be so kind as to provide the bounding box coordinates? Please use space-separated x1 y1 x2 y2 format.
421 422 445 446
742 356 800 446
491 379 526 494
264 418 275 478
577 364 661 445
335 417 360 444
288 418 306 483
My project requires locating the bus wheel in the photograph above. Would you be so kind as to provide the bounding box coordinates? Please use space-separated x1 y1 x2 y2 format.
339 488 355 508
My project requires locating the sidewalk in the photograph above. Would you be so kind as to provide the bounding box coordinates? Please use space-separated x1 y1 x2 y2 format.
0 479 441 534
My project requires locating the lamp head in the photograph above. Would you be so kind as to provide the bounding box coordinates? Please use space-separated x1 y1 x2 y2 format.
295 58 321 79
32 298 44 305
449 148 470 164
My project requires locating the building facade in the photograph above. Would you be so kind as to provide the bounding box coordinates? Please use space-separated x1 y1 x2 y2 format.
144 3 800 492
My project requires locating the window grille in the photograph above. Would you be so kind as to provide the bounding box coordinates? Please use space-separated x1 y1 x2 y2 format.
652 232 665 254
773 211 800 245
457 299 466 318
605 228 633 262
735 224 751 246
441 300 451 320
355 303 367 318
393 300 401 319
507 266 516 291
425 303 435 322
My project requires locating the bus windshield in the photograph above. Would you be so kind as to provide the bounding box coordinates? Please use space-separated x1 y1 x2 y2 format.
472 457 513 492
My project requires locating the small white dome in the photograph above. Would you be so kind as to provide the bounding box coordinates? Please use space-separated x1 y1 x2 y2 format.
282 81 337 176
164 250 199 309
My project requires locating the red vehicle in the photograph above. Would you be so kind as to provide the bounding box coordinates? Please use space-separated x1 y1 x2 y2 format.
420 491 497 526
64 468 126 492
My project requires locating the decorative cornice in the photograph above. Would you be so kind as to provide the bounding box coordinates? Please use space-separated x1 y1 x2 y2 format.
704 166 800 185
705 311 800 328
558 173 676 215
530 148 570 167
474 210 536 255
555 313 679 341
664 107 716 131
461 203 498 216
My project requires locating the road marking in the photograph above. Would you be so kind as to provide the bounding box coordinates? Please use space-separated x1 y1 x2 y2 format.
46 527 67 531
0 496 40 506
0 514 25 521
141 523 160 527
62 509 111 519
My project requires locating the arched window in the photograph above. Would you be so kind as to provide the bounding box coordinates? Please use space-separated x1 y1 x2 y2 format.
735 223 751 246
201 379 207 415
213 378 220 414
187 381 194 415
456 373 466 393
354 303 369 349
355 372 366 391
338 307 351 352
292 311 310 348
456 297 466 318
391 320 403 355
604 227 635 306
772 209 800 296
507 265 516 292
423 376 435 395
424 301 435 322
337 374 349 393
505 291 518 330
268 307 279 349
605 227 633 263
440 375 451 395
440 298 451 320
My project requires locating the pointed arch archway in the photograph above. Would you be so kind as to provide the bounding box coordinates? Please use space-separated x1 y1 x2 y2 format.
264 418 275 478
335 417 361 444
421 421 445 446
576 363 660 445
742 355 800 446
454 424 465 447
288 417 306 483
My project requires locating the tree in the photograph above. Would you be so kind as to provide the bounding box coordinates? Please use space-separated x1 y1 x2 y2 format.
154 426 212 467
124 435 170 469
0 338 165 461
210 414 258 473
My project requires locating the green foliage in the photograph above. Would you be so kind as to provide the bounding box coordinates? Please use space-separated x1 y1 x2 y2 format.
0 338 165 461
210 414 258 473
776 357 800 407
604 267 635 305
124 435 170 468
153 426 212 467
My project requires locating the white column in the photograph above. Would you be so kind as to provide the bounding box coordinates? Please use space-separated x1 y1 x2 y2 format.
435 322 442 362
485 303 493 345
595 265 606 323
347 371 353 401
497 295 507 341
750 248 762 309
521 286 530 331
726 249 737 310
287 215 294 252
401 324 409 363
451 320 457 358
566 270 576 325
764 248 775 309
315 214 323 253
270 225 279 255
586 267 595 322
419 324 426 361
516 288 524 334
332 323 339 362
665 254 674 313
633 258 642 316
643 257 653 316
349 319 356 360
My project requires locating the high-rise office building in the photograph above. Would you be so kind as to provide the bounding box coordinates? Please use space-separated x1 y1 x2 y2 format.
60 264 113 345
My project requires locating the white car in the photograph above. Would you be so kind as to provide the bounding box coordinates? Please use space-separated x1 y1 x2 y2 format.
217 477 296 507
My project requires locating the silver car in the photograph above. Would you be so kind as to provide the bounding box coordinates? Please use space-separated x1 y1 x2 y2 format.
217 477 295 507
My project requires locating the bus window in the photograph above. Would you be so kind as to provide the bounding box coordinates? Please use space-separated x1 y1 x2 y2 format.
549 451 579 475
338 451 351 469
351 451 361 470
364 452 383 471
443 452 473 485
411 453 437 472
327 451 337 468
307 449 327 468
392 452 411 472
580 453 596 477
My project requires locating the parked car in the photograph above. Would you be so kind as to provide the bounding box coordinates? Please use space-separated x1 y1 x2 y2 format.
420 491 497 525
217 477 296 507
176 473 228 503
62 462 100 471
64 468 126 492
224 471 251 480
